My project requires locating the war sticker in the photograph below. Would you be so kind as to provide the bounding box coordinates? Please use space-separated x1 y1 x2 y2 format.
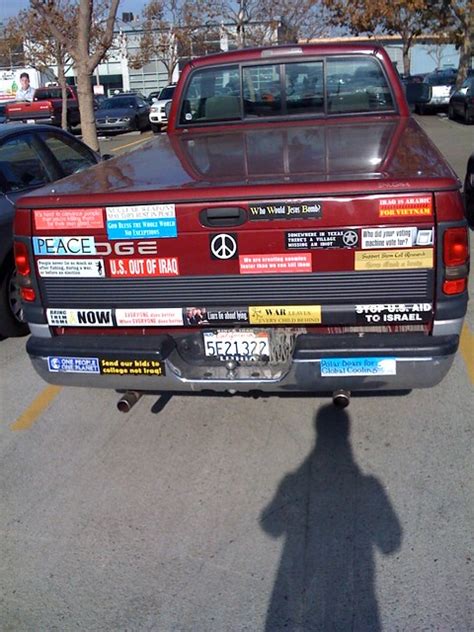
286 229 359 250
34 208 104 231
37 258 105 278
249 305 321 325
46 309 113 327
354 248 433 270
378 195 432 218
249 200 322 220
106 204 177 239
108 257 179 277
239 253 312 274
99 358 165 376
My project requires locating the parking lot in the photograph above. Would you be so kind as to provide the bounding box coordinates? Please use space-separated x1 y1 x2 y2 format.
1 115 473 631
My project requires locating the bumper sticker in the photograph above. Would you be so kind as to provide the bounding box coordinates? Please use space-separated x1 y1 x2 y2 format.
184 307 249 326
378 195 432 218
115 308 183 326
33 236 96 255
240 253 312 274
106 204 177 239
38 258 105 278
321 357 396 377
34 208 104 230
100 358 165 376
249 200 322 220
355 303 432 324
47 356 100 373
249 305 321 325
47 309 113 327
286 229 358 250
108 257 179 277
354 248 433 270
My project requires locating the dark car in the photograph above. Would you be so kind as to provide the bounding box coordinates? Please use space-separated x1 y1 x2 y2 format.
95 95 150 134
465 152 474 228
448 77 474 124
0 124 101 337
0 101 15 124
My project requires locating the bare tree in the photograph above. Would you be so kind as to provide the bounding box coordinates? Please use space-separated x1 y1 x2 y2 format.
30 0 120 151
434 0 473 87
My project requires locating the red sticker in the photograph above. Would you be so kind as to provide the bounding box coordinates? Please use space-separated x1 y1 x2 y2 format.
108 257 179 277
239 253 312 274
34 208 104 230
378 196 432 218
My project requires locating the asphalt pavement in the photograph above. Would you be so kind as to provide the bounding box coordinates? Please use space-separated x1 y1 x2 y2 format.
1 116 473 631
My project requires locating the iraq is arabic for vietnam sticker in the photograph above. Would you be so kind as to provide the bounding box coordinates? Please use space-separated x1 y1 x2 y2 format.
105 204 177 240
378 195 432 218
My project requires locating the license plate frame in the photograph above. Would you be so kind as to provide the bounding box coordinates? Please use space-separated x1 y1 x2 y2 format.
203 329 270 361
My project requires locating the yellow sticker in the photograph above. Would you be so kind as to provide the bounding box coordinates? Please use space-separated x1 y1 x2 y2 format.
354 248 433 271
249 305 322 325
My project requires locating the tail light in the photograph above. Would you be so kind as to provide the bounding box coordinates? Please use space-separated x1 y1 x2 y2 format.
14 241 36 302
14 242 30 276
442 227 469 295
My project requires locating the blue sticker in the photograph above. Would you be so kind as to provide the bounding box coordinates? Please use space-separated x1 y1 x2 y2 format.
320 357 396 377
47 356 100 374
106 218 177 240
33 236 96 256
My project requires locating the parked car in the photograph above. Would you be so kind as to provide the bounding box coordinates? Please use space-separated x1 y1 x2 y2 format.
448 76 474 124
147 90 161 104
149 84 176 133
95 95 150 134
0 124 101 337
465 152 474 227
0 101 15 124
415 70 456 114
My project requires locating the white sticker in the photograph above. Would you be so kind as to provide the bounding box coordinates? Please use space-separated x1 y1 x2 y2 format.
38 259 105 278
33 236 96 255
361 227 432 249
47 309 113 327
106 204 176 221
115 308 183 327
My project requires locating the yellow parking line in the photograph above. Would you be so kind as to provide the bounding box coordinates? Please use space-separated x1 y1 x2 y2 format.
10 385 62 431
115 135 151 152
460 324 474 385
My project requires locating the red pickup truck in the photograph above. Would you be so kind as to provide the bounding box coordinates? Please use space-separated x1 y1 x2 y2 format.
6 86 80 128
14 44 470 408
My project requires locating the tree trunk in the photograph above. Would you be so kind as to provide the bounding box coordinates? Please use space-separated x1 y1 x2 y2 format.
76 68 99 151
402 39 411 76
57 58 68 131
456 29 471 89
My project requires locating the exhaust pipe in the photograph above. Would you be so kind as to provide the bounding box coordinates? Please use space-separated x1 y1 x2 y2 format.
332 389 351 408
117 391 143 413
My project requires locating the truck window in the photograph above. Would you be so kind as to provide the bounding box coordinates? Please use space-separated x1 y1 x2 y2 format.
327 57 394 114
180 65 241 123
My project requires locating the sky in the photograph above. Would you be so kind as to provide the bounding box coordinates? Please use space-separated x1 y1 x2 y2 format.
0 0 148 22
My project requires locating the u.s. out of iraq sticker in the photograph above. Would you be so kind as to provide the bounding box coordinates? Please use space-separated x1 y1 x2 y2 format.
249 200 322 220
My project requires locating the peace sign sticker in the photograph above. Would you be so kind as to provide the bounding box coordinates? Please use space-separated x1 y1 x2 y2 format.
209 233 238 260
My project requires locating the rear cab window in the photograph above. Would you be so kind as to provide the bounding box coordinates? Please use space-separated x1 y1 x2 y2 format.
179 55 395 125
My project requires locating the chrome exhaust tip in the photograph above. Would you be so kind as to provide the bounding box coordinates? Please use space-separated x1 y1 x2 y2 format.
117 391 142 413
332 389 351 408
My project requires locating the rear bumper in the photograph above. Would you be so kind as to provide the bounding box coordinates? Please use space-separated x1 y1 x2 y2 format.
26 332 459 394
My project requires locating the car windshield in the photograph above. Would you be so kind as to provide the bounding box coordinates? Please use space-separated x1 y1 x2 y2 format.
159 87 175 100
101 97 135 109
424 74 455 86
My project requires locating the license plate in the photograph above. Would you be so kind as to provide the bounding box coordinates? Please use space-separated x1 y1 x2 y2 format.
26 119 36 124
203 330 269 360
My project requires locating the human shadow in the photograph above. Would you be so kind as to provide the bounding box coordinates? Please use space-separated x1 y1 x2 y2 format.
260 405 402 631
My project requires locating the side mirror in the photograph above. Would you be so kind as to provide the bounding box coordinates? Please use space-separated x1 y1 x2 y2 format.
165 101 172 118
404 82 431 104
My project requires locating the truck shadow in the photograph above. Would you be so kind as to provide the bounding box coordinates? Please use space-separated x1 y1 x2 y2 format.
260 404 402 631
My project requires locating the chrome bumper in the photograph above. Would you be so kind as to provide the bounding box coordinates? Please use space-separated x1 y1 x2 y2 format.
27 332 459 394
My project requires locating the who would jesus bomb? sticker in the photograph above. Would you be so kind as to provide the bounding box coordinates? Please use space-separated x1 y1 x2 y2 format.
106 204 177 240
108 257 179 277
